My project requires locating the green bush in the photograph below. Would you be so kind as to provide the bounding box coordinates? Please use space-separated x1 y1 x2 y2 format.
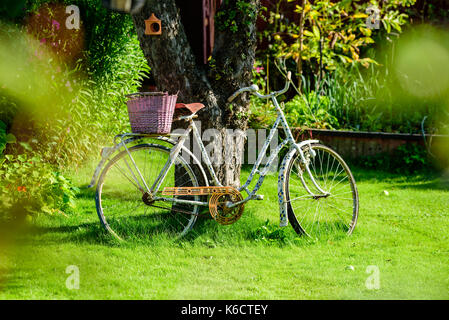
250 60 448 135
0 0 150 218
355 143 432 174
1 0 149 164
258 0 415 80
0 120 16 154
283 93 338 129
0 151 79 219
252 1 448 136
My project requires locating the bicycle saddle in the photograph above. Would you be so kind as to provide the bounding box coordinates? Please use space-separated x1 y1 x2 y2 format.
175 103 205 114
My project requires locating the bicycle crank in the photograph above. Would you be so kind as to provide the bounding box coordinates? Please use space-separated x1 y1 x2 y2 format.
161 186 245 225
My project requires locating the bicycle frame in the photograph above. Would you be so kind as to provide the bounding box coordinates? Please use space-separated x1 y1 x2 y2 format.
89 76 330 227
149 92 324 227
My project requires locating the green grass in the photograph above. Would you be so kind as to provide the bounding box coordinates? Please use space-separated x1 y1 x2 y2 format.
0 163 448 299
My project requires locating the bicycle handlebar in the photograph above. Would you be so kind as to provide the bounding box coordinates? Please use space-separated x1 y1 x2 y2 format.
228 71 291 103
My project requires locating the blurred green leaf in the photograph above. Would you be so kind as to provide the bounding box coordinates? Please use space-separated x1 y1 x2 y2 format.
5 133 16 144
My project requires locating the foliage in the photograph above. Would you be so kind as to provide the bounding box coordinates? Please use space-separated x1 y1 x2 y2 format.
260 92 340 129
1 0 149 162
0 0 26 20
0 150 79 218
0 0 150 218
215 0 259 33
260 0 415 75
355 143 432 174
252 59 268 94
74 34 150 136
406 0 449 25
0 120 16 154
394 143 430 173
0 0 149 165
250 52 449 135
251 219 290 244
250 0 445 135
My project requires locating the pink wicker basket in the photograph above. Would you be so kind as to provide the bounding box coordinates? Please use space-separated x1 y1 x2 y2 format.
125 92 178 134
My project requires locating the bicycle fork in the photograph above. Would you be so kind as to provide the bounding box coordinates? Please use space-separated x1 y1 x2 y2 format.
277 140 324 227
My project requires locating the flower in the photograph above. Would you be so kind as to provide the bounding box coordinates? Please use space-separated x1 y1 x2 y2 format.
52 19 60 30
17 186 27 192
254 66 264 73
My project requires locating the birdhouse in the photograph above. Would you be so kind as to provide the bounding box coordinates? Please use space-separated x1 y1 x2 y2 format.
145 13 162 35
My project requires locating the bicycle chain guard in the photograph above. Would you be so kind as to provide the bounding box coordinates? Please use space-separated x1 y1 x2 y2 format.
162 186 245 225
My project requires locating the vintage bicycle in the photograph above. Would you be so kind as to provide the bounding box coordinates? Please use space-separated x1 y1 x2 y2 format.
88 72 359 240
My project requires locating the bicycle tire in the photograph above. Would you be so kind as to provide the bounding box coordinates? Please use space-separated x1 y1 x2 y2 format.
286 143 359 238
95 143 201 240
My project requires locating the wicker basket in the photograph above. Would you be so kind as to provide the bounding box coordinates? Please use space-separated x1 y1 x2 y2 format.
125 92 178 134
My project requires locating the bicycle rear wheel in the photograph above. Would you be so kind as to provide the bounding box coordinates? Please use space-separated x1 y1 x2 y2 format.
95 143 201 240
286 144 359 238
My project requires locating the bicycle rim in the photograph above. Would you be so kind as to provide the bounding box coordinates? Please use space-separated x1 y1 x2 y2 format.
96 143 200 240
286 144 359 239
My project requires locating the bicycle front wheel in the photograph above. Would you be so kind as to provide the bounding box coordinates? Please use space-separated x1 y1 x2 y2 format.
96 143 201 240
286 144 359 238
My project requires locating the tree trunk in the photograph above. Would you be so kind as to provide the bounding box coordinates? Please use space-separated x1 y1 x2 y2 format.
132 0 260 187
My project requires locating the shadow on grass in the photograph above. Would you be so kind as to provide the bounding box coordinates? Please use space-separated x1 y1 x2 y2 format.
21 206 348 249
22 212 219 247
351 166 432 180
390 179 449 191
11 190 339 249
21 221 114 246
27 164 366 247
182 208 334 248
76 185 97 199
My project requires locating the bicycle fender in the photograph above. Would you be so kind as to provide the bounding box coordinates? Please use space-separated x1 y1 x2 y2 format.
88 135 165 188
277 140 319 227
277 148 295 227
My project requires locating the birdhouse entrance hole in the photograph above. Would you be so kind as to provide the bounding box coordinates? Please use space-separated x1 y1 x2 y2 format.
145 13 162 35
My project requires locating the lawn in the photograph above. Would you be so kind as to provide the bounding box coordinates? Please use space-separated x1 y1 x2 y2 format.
0 163 448 299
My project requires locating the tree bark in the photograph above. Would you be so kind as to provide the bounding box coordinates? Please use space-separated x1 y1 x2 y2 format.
132 0 260 187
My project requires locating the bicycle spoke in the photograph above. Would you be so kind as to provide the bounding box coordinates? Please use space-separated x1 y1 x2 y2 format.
287 144 358 238
96 144 200 240
112 161 144 192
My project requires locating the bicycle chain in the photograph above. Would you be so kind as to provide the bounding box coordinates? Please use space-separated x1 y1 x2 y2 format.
161 186 245 224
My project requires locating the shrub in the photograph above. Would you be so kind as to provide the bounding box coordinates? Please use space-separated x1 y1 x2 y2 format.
0 150 79 219
0 120 16 154
1 1 150 166
0 0 150 218
251 1 449 135
249 58 448 135
355 143 432 174
259 0 415 81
